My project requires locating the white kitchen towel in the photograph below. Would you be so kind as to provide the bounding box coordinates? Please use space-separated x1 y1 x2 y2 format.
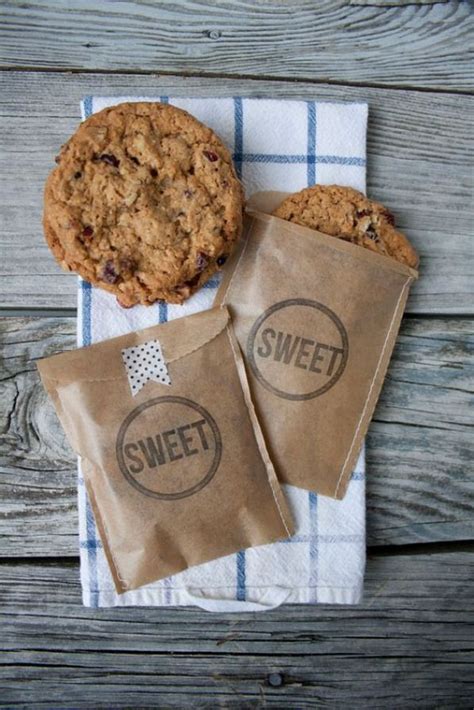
77 95 368 610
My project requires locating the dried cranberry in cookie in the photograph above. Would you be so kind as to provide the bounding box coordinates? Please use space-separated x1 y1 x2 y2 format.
203 150 219 162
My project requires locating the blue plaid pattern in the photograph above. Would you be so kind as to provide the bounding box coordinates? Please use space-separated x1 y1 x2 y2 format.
77 96 367 609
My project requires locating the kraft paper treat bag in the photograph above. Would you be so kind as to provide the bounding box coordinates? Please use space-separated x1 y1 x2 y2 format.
215 193 418 500
38 306 294 593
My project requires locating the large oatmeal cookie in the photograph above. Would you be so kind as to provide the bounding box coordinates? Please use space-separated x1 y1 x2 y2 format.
44 102 244 306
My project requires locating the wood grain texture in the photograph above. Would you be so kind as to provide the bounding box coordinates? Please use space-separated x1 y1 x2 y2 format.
1 316 472 556
1 1 472 91
1 71 473 313
367 316 474 544
1 4 471 705
351 1 450 5
1 552 473 707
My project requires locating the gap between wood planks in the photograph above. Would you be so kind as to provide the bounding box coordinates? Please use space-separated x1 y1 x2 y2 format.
1 309 473 320
0 66 472 97
1 540 473 567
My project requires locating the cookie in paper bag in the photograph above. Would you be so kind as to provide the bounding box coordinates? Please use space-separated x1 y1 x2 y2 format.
215 193 418 499
274 185 418 268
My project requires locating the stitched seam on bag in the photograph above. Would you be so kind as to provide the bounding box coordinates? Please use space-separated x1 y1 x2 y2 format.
226 325 292 538
221 223 252 302
81 457 129 591
42 374 123 383
334 276 412 497
166 322 227 365
99 509 129 591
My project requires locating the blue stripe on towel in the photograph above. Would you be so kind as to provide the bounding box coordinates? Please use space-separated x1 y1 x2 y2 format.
81 98 100 608
307 102 316 185
316 155 365 166
80 538 103 551
159 301 168 324
83 96 93 120
233 98 243 180
81 279 99 607
232 153 365 166
236 550 246 601
309 492 318 602
202 277 220 289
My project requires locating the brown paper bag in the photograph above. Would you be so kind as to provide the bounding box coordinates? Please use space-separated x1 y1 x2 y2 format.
215 196 418 499
38 306 293 593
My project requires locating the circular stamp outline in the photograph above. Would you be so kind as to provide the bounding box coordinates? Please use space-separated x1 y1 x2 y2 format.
116 396 222 500
247 298 349 401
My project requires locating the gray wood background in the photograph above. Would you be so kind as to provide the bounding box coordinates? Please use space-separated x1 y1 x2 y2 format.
0 1 473 707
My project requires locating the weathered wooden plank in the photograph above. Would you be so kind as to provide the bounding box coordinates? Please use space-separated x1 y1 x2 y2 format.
1 1 472 91
0 552 473 707
352 1 448 5
0 318 78 558
367 316 474 544
1 72 472 313
1 315 472 556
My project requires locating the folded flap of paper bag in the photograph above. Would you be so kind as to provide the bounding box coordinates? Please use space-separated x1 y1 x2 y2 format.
38 306 230 385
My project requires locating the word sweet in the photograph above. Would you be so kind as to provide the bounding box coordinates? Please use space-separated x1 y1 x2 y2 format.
124 418 210 473
256 328 344 377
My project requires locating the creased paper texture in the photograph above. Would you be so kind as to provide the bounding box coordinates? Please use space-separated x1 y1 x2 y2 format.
38 307 293 594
